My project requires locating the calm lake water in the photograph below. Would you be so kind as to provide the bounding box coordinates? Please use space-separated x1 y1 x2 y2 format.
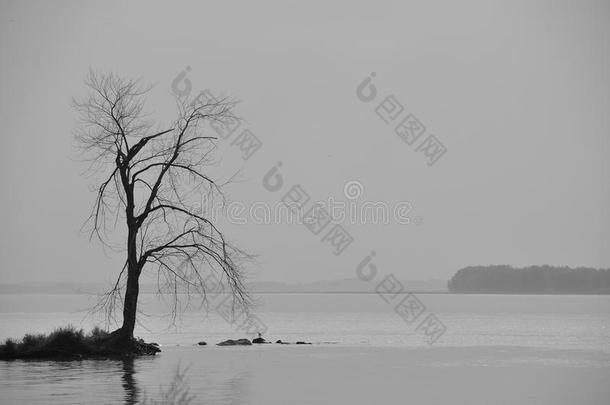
1 293 609 404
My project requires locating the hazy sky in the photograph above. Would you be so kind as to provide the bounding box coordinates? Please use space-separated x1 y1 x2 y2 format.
0 0 609 284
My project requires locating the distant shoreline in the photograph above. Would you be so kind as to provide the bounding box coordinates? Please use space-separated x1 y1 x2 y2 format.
448 266 610 294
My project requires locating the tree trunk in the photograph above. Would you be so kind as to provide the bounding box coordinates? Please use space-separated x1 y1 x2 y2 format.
120 265 139 341
118 226 140 344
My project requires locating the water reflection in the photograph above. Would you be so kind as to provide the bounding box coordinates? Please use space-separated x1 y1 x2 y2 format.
121 358 139 405
222 370 251 405
116 349 254 404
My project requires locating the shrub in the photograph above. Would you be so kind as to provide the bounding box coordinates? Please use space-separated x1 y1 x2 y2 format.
21 334 46 351
46 325 85 350
89 326 109 344
1 338 17 357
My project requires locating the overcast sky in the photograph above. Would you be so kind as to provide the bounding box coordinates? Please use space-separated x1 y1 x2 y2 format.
0 0 608 284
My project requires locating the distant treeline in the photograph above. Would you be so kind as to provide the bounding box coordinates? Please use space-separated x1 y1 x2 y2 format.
448 265 610 294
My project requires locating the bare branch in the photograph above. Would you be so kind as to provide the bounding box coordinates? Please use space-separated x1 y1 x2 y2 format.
74 71 250 335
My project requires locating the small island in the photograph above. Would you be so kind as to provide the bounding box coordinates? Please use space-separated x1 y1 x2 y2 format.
0 326 160 361
448 265 610 294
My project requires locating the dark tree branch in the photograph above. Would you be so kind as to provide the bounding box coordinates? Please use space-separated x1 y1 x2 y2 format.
74 70 250 339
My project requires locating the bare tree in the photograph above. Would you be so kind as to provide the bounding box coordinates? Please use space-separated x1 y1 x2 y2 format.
74 70 250 346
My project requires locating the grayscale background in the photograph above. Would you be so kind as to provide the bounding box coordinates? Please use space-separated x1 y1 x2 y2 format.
0 1 609 404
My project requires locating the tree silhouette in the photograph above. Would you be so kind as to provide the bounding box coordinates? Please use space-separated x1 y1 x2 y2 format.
74 70 250 346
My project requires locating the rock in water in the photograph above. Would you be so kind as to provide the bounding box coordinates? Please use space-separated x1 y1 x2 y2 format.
197 341 207 346
217 339 252 346
253 337 266 344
